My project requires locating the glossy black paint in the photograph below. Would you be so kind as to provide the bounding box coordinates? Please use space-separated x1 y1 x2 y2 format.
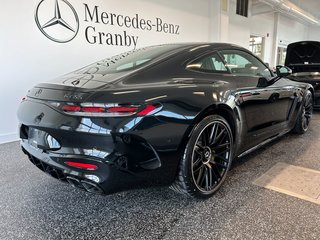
18 43 313 194
285 41 320 108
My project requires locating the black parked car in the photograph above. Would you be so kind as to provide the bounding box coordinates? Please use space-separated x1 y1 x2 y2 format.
285 41 320 109
18 43 313 198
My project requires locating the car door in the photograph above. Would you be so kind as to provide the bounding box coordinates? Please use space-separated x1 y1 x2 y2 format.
218 49 297 150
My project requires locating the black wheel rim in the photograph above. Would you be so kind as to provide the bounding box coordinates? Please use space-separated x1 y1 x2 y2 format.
302 93 313 131
191 121 232 193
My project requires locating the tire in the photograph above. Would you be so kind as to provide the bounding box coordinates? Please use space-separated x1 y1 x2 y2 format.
293 90 313 134
170 115 233 199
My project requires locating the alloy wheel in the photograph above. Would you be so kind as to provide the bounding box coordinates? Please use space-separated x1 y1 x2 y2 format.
302 93 313 131
191 121 232 192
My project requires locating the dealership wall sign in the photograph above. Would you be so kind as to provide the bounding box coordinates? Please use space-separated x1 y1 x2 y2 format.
35 0 79 43
34 0 181 48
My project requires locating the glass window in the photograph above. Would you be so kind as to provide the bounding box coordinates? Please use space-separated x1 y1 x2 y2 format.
277 47 287 66
219 50 272 77
75 45 185 75
236 0 248 17
186 53 228 73
249 36 265 60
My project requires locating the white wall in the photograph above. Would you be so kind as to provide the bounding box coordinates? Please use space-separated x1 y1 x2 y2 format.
1 0 319 144
277 15 308 43
0 0 211 144
308 26 320 41
210 0 252 48
250 12 310 66
228 0 251 49
250 13 274 63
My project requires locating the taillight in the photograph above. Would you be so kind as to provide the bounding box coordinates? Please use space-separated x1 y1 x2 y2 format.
108 106 138 113
62 105 81 112
61 103 161 117
65 161 98 170
82 107 105 113
137 105 156 116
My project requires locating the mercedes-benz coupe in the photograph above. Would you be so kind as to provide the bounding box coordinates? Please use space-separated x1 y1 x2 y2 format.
18 43 313 198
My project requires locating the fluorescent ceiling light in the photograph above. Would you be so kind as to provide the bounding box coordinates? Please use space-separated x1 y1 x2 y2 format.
260 0 319 25
291 7 319 24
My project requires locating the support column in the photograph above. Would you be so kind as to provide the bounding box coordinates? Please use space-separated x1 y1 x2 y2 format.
208 0 229 42
271 12 279 68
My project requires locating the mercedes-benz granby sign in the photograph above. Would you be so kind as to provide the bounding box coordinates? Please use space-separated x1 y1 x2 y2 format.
34 0 181 48
35 0 79 43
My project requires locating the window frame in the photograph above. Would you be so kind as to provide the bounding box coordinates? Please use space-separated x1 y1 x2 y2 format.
218 49 274 78
185 51 231 75
185 48 273 78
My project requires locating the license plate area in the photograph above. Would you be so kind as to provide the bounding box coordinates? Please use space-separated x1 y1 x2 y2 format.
28 128 47 150
28 128 61 150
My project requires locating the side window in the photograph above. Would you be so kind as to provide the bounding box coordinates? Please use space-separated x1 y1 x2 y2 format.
219 50 272 77
116 59 151 71
186 53 228 73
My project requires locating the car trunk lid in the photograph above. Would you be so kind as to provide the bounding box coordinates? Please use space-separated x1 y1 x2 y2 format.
26 71 137 102
285 41 320 73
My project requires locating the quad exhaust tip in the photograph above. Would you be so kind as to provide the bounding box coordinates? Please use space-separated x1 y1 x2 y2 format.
24 150 105 195
66 176 104 194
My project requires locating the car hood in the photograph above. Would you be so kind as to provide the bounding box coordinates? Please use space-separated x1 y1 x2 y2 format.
285 41 320 73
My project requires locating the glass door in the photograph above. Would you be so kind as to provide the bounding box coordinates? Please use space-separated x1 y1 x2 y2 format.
249 35 265 60
277 47 287 66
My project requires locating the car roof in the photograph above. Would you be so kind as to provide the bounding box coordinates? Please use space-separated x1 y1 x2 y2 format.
155 42 246 51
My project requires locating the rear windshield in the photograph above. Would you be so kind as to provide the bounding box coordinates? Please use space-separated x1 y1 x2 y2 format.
75 45 185 75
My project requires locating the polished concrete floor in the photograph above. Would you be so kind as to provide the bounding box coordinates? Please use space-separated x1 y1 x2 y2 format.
1 113 320 240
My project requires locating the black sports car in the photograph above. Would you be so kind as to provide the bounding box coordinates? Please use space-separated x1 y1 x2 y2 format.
18 43 313 198
285 41 320 109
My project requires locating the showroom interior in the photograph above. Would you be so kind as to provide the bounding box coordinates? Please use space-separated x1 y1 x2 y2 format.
1 0 320 239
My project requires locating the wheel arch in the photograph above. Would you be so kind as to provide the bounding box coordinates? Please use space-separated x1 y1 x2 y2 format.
177 103 238 156
307 87 314 104
171 104 237 197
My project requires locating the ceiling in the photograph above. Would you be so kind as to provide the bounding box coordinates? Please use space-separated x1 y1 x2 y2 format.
290 0 320 18
252 0 320 24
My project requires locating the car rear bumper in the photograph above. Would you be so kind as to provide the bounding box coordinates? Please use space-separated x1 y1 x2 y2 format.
20 139 154 194
17 98 192 194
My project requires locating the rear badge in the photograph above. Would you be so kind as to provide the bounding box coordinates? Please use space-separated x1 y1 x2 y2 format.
64 93 84 100
34 88 43 97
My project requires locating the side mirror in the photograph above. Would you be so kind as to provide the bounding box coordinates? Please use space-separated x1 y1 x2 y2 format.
276 65 292 77
258 77 273 87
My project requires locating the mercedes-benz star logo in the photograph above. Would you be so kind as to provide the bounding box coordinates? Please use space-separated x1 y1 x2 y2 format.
35 0 79 43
